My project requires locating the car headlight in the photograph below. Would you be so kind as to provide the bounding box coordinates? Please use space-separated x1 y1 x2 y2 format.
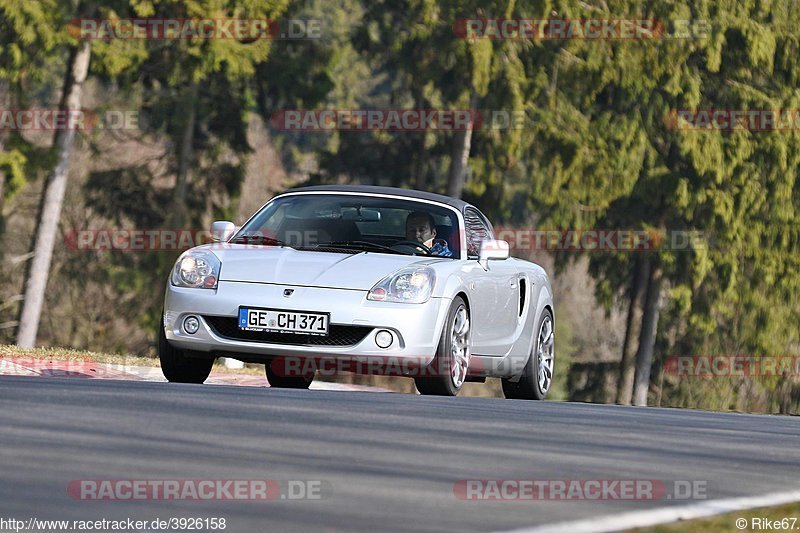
171 250 221 289
367 266 435 303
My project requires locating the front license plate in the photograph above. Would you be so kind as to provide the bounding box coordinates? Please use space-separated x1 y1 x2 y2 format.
238 307 329 336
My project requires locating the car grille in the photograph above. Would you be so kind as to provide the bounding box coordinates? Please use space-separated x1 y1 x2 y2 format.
203 316 372 347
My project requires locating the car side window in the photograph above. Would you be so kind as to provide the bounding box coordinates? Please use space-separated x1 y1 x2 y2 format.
464 207 492 258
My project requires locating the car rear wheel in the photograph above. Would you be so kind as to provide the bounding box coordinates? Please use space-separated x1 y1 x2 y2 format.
415 296 471 397
158 319 214 384
265 359 314 389
502 309 554 400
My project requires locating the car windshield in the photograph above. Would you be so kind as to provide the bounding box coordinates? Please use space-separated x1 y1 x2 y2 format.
232 194 460 258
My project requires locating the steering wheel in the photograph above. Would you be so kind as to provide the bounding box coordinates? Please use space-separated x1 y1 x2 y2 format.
392 240 432 255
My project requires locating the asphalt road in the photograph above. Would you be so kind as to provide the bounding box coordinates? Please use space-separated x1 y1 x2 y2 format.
1 376 799 532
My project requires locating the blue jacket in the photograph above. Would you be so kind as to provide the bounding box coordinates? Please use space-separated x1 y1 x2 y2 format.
430 239 453 257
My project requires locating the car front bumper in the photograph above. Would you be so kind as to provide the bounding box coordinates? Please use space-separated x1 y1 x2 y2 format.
164 280 451 366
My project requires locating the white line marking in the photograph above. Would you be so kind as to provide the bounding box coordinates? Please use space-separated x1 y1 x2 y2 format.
497 489 800 533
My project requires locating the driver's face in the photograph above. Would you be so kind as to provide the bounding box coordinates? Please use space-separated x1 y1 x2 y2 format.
406 216 435 245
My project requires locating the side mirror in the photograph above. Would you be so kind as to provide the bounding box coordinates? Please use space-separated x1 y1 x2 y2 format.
478 239 510 269
211 220 236 243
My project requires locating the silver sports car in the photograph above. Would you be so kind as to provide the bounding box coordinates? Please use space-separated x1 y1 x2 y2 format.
160 185 554 398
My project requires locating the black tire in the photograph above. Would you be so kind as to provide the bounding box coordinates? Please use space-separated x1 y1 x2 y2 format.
265 359 314 389
158 319 214 384
502 309 554 400
415 296 470 397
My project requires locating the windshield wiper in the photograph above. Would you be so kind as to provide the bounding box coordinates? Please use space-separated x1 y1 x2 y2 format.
325 240 411 255
229 234 286 246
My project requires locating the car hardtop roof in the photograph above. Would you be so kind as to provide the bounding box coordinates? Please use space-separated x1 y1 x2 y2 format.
280 184 475 213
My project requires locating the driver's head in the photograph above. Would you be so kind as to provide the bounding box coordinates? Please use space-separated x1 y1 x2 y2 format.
405 211 436 247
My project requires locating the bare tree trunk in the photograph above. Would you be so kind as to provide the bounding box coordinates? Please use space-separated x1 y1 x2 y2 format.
616 255 649 404
16 41 91 348
413 90 428 191
414 130 428 191
171 84 198 227
632 258 664 406
446 130 472 199
0 150 5 263
0 79 10 265
446 94 477 199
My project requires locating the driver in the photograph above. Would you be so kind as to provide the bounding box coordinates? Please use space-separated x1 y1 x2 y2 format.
405 211 453 257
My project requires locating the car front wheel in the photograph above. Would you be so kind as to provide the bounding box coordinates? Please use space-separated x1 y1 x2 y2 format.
415 296 471 397
502 309 554 400
158 319 214 384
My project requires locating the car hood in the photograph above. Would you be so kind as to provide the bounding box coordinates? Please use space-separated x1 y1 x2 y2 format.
204 245 438 290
